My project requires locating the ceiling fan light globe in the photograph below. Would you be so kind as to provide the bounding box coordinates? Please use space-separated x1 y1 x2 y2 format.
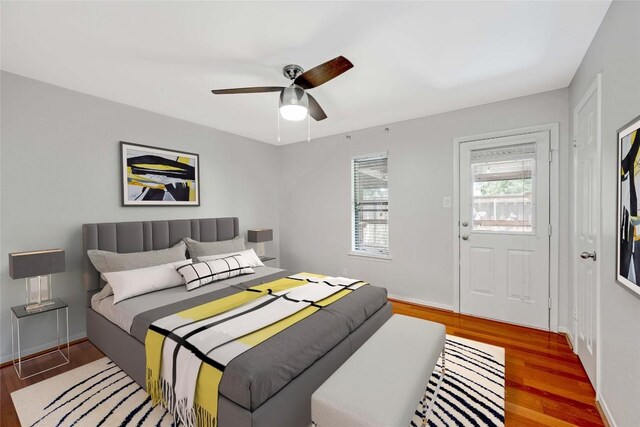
279 85 309 121
279 105 308 121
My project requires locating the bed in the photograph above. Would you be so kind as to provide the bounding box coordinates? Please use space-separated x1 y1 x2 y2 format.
83 217 392 427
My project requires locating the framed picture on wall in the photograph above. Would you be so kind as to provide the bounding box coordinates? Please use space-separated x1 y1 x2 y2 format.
617 114 640 295
120 141 200 206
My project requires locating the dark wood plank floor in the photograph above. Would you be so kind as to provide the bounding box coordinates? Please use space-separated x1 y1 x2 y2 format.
1 300 604 426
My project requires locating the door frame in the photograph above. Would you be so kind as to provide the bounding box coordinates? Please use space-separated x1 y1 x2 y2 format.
452 123 560 332
571 73 602 393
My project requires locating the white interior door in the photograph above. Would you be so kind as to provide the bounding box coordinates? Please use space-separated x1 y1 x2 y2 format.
459 132 550 330
574 83 600 388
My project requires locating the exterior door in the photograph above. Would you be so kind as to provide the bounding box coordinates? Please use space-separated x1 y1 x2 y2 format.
574 83 599 387
459 132 551 330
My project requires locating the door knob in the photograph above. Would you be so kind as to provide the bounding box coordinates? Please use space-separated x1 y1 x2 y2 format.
461 234 469 241
580 251 596 261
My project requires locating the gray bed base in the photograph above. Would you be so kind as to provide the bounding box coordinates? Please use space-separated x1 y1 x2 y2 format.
82 217 392 427
87 303 392 427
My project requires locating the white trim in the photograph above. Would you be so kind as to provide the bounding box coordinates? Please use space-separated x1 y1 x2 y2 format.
348 251 392 262
572 73 602 393
455 124 560 144
387 294 454 312
597 394 617 427
452 123 560 332
549 123 560 333
571 119 579 354
558 326 576 352
452 137 461 313
0 332 86 364
350 151 390 257
352 151 388 160
595 74 603 396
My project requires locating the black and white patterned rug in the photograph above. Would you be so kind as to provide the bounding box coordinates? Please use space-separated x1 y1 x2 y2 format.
412 336 505 427
12 335 504 427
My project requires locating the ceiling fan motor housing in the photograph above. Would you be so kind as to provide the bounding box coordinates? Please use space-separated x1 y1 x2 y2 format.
283 64 304 80
280 85 308 106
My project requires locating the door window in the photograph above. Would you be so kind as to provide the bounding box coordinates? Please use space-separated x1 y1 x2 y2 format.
470 143 536 234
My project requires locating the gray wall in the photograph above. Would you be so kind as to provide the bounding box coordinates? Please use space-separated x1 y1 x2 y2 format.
568 1 640 425
279 89 570 325
0 70 574 382
0 71 280 362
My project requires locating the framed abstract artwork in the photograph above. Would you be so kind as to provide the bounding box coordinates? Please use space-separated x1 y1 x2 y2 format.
617 114 640 296
120 141 200 206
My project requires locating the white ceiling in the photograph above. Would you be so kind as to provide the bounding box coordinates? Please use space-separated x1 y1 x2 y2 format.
1 1 610 145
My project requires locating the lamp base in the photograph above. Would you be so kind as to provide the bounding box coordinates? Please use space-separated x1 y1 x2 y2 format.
25 275 54 310
25 299 56 313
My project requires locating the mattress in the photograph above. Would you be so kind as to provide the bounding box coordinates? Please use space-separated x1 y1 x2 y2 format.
92 268 389 412
91 266 286 334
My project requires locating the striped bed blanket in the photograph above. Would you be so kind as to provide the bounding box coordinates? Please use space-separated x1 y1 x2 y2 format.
145 273 368 427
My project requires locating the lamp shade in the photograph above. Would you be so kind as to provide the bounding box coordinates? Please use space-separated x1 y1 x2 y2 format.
247 229 273 243
9 249 65 279
279 85 308 121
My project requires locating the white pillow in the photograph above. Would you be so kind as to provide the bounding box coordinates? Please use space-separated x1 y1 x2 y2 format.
103 259 193 303
178 254 254 291
198 249 264 268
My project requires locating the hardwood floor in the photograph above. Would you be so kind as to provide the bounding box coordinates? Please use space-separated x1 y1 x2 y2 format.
0 301 603 426
391 299 604 426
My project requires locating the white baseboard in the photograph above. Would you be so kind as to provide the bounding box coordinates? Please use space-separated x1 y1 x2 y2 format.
558 326 576 352
0 332 86 364
597 393 617 427
387 294 454 312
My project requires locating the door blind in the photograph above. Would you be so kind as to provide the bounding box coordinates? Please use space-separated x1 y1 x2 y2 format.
352 153 389 256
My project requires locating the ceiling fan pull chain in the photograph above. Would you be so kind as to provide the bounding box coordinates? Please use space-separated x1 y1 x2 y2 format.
277 107 281 143
307 113 311 143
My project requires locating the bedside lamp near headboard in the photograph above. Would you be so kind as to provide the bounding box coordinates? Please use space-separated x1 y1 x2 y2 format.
9 249 65 312
247 228 273 257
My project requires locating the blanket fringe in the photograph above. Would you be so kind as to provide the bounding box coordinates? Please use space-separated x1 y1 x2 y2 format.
147 369 217 427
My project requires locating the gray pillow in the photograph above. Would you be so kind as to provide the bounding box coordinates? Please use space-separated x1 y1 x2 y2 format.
87 241 188 274
183 236 246 259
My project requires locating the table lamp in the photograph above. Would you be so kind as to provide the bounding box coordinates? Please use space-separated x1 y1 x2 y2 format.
247 229 273 257
9 248 65 312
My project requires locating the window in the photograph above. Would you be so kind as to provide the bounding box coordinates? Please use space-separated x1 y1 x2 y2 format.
470 143 536 234
352 152 389 257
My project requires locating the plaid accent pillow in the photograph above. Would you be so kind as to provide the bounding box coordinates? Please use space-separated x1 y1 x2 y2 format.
177 254 254 291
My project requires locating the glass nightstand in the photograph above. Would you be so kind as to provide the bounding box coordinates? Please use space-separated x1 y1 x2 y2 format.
11 297 70 379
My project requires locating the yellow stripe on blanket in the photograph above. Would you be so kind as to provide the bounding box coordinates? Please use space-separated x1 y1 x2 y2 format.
176 276 310 321
146 273 366 427
146 277 308 405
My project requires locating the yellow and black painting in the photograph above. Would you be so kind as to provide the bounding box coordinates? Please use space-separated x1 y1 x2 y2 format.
121 142 199 206
618 115 640 295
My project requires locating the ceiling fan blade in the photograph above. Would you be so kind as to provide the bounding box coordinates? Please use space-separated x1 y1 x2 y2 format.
307 93 328 121
294 56 353 90
211 86 285 95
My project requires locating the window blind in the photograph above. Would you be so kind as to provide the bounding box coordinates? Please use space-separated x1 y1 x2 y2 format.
470 143 536 163
352 153 389 256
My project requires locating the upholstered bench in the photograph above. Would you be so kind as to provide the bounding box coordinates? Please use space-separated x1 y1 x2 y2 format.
311 314 446 427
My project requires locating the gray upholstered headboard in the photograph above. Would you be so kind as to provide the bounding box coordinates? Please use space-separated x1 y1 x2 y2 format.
82 217 239 306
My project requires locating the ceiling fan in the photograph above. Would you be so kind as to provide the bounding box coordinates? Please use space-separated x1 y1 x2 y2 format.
211 56 353 122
